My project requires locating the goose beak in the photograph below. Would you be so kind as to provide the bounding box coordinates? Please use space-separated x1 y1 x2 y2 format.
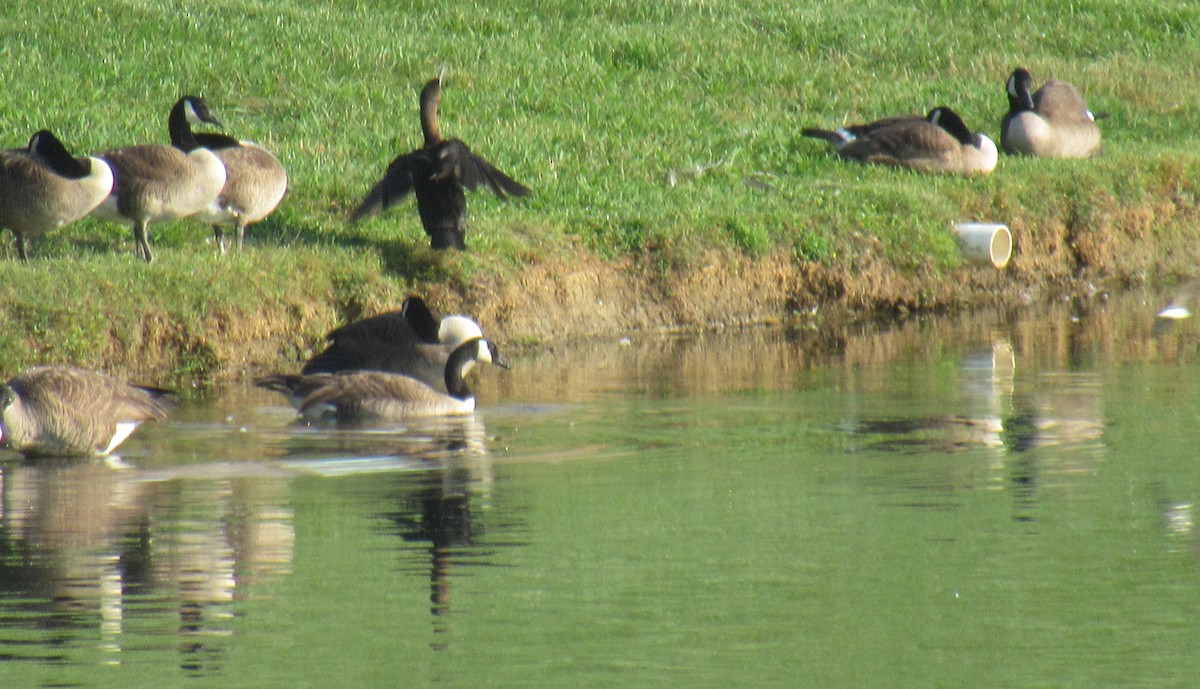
487 341 510 370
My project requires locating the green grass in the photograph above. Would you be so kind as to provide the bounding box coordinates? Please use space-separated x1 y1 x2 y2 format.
1 0 1199 381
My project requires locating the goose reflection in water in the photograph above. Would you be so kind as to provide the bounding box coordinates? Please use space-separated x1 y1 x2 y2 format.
360 415 526 650
0 458 294 674
839 342 1105 522
257 408 513 650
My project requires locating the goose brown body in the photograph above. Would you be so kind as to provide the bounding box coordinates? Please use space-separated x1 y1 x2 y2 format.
1001 68 1101 159
0 130 114 260
257 337 505 423
168 96 288 253
91 97 227 261
301 296 484 392
350 70 530 250
803 107 997 175
0 366 175 458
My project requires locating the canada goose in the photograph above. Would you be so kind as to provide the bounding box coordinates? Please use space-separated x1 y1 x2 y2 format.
803 106 998 175
350 68 531 250
167 96 288 253
301 296 486 392
1001 68 1101 159
0 130 114 260
90 97 228 262
256 337 507 422
0 365 175 458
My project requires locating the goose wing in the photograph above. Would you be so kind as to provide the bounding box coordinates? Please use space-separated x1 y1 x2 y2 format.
303 310 429 374
1034 81 1092 122
836 121 957 166
298 371 446 417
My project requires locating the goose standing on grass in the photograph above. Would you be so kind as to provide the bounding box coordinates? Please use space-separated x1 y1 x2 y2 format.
301 296 485 391
256 336 507 422
90 97 228 262
350 68 531 250
802 106 998 175
0 365 175 458
0 130 114 260
1001 67 1101 159
167 96 288 253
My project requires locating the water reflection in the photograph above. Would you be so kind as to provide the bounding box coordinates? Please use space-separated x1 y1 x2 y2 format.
3 292 1200 684
0 459 293 672
828 332 1108 524
381 448 502 650
0 410 502 671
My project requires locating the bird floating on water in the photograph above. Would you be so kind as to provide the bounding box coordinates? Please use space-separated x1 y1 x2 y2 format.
301 296 487 393
0 365 175 458
256 336 507 423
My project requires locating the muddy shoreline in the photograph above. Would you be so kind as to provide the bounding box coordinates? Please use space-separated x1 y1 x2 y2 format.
212 240 1174 386
111 184 1199 387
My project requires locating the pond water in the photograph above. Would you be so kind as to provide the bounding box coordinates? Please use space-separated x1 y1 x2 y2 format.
3 295 1200 688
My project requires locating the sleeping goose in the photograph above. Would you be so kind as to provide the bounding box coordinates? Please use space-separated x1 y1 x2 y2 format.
0 365 175 458
256 336 507 422
350 68 531 250
167 96 288 253
803 106 998 175
301 296 485 392
90 97 228 261
0 130 114 260
1001 67 1101 159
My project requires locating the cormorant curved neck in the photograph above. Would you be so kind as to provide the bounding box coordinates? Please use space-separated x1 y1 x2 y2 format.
420 78 444 146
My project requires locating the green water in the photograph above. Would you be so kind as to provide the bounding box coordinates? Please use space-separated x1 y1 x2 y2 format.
3 303 1200 688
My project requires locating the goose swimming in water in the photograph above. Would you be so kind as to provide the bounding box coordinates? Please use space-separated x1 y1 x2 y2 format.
90 96 228 261
256 336 507 422
301 296 485 392
350 68 530 250
167 95 288 253
0 130 114 260
0 365 175 458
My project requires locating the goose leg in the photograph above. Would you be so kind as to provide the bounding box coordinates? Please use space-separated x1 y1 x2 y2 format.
213 225 227 255
13 233 28 261
134 220 153 262
236 223 246 251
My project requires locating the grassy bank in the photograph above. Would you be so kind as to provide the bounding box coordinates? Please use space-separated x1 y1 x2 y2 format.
1 0 1199 383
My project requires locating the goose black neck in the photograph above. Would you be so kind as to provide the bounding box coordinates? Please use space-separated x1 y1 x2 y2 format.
29 130 90 178
419 78 444 146
1008 69 1035 112
168 100 201 151
444 337 481 401
930 107 973 145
